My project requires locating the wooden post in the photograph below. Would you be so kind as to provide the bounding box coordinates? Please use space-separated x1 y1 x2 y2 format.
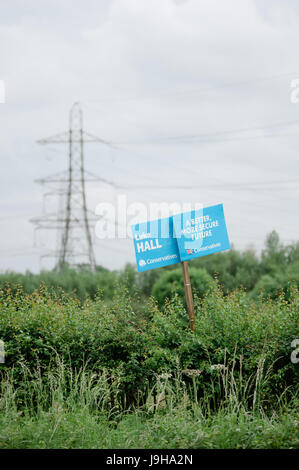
181 261 195 331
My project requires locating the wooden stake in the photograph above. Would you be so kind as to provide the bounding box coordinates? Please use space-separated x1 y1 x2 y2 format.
181 261 195 331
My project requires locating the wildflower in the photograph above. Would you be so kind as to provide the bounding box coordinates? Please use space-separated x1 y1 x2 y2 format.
182 369 202 377
158 373 172 380
210 364 227 371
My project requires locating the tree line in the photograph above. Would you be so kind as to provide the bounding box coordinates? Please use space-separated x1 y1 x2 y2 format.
1 230 298 303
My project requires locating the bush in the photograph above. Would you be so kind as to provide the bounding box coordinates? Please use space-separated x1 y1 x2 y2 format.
152 267 216 307
251 262 299 301
192 249 261 292
0 283 298 409
0 266 117 303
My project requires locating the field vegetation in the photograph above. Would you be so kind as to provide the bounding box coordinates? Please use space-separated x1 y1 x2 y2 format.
0 230 298 448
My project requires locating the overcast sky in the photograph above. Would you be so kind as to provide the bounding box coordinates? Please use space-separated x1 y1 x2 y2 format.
0 0 299 273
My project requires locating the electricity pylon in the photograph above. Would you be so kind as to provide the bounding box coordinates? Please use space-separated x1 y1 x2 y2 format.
32 102 115 272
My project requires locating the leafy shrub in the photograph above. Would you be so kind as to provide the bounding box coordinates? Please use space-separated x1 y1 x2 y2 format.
152 267 216 307
251 262 299 301
192 249 261 292
0 266 117 303
1 280 298 409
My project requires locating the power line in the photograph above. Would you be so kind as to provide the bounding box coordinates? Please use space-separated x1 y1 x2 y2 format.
114 119 299 145
117 179 299 191
158 119 299 142
83 69 299 103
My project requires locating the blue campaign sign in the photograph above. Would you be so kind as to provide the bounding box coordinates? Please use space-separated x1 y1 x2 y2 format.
172 204 230 262
131 204 230 272
131 216 180 272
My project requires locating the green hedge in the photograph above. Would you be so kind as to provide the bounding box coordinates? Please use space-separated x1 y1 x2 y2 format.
251 261 299 301
0 283 298 407
0 267 117 302
152 267 216 307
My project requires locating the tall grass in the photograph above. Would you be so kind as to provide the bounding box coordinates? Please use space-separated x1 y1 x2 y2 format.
0 356 298 449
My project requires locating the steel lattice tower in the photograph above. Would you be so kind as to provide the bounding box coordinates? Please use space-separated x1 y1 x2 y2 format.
32 102 114 272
